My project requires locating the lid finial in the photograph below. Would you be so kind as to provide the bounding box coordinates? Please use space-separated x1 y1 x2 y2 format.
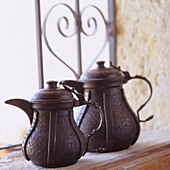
46 80 58 89
96 61 105 68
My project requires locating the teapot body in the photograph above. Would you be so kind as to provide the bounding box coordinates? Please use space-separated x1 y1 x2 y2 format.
5 81 103 167
5 81 89 168
77 84 140 152
67 61 153 152
24 107 86 167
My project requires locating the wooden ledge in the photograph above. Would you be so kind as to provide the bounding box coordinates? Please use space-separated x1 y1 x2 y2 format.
91 141 170 169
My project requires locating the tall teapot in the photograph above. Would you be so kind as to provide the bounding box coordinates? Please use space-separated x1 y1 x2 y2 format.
62 61 153 152
5 81 102 167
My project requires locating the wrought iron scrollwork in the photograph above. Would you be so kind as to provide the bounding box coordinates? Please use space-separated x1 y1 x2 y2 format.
80 5 109 72
80 5 107 37
56 4 77 38
43 3 79 79
43 3 115 79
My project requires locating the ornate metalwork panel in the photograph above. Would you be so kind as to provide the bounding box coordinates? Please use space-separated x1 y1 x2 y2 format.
35 0 116 88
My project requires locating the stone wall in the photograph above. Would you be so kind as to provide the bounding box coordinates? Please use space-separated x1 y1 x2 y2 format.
115 0 170 129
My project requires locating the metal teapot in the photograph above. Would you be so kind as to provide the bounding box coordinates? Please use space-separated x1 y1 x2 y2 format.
5 80 102 168
62 61 153 152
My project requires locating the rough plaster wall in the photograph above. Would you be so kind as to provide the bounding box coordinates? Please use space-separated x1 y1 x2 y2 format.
115 0 170 129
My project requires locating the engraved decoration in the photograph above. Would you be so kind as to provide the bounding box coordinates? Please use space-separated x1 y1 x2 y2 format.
109 88 137 140
26 111 48 162
59 113 80 158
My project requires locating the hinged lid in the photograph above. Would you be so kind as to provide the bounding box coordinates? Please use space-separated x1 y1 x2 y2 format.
30 81 74 104
79 61 124 83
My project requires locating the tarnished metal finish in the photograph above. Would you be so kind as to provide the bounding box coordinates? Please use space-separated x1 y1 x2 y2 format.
5 81 102 168
24 109 84 167
77 86 140 152
63 61 153 152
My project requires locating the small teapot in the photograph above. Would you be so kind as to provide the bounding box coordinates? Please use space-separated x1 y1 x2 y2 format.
5 81 102 168
62 61 153 152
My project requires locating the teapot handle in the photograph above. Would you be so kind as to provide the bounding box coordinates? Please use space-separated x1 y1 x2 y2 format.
60 80 103 137
110 63 154 122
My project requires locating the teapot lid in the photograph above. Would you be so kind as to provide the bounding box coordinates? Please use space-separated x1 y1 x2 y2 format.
79 61 124 83
30 81 74 104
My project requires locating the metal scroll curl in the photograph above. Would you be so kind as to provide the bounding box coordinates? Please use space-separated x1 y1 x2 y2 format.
43 3 79 79
80 5 108 72
43 3 111 79
80 5 107 36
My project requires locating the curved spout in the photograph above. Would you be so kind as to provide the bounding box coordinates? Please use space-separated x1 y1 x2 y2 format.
5 99 33 124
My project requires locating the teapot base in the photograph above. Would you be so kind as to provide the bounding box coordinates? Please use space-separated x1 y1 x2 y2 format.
31 159 78 168
88 145 130 153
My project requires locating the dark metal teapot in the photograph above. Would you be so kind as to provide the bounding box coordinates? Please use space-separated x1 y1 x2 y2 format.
5 81 102 168
62 61 153 152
